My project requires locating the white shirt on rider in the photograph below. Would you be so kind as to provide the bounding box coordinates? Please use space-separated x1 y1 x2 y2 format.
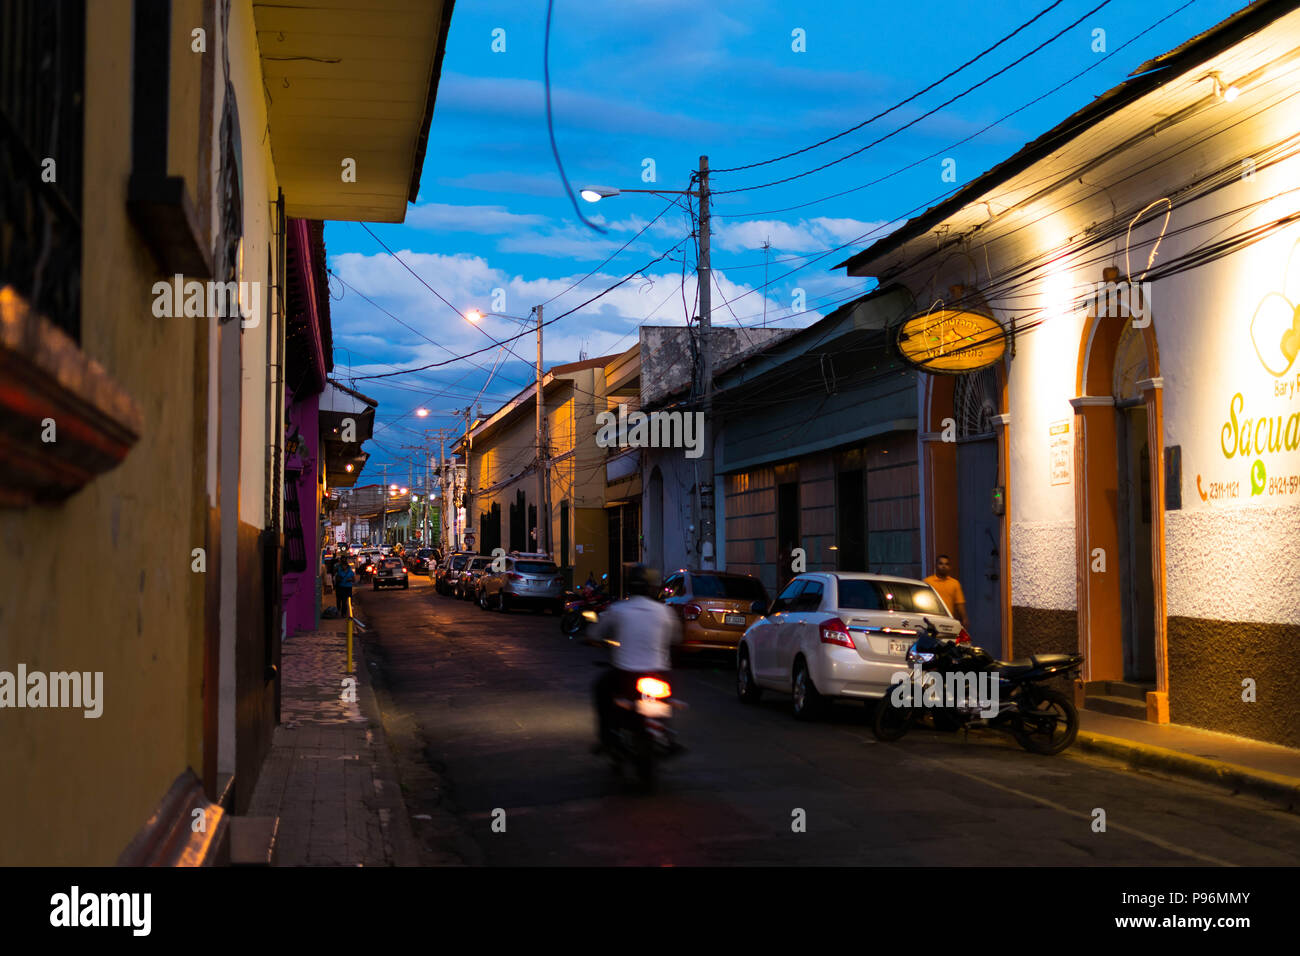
592 595 680 672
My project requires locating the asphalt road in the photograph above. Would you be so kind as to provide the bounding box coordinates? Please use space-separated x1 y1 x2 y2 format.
354 574 1300 866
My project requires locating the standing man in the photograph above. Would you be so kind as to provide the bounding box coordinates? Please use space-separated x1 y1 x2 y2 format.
335 555 357 617
925 554 968 629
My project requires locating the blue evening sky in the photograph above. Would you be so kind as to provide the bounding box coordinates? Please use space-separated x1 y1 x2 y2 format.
323 0 1247 481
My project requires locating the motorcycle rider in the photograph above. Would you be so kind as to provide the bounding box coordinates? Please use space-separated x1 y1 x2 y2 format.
589 565 681 754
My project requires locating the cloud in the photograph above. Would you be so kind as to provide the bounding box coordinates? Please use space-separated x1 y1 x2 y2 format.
435 171 565 198
713 215 889 253
403 202 547 234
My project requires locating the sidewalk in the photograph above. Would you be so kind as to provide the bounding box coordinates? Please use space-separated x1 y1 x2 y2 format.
1077 709 1300 812
245 612 422 865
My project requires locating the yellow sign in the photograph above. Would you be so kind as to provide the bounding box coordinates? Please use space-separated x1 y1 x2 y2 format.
896 308 1006 374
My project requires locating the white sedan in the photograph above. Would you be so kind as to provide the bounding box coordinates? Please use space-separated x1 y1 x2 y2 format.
736 572 965 719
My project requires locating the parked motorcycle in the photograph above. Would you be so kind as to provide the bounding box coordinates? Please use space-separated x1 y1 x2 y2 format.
561 574 611 638
872 618 1083 755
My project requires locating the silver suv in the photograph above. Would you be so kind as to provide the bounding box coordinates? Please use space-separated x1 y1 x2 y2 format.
478 554 564 613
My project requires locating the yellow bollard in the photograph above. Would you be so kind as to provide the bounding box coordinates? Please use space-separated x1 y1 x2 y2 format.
346 595 354 674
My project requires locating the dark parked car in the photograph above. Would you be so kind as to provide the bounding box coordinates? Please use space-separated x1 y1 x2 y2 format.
406 547 436 574
455 556 492 600
434 551 476 595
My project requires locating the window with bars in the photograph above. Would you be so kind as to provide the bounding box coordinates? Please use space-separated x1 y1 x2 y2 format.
0 0 85 341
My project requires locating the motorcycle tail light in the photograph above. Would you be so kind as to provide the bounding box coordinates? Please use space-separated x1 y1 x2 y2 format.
683 603 702 621
957 627 971 644
819 617 856 649
637 677 671 699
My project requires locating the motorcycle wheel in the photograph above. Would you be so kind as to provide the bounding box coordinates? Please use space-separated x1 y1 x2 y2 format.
871 698 915 741
1013 687 1079 755
561 611 583 637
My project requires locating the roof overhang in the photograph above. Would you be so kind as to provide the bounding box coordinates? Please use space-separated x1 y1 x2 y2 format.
840 0 1300 280
253 0 456 221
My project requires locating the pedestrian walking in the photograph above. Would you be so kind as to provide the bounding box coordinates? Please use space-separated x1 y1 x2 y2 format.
925 554 968 629
335 557 357 617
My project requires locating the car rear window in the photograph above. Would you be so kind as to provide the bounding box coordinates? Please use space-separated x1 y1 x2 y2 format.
417 549 433 558
383 558 404 569
450 555 469 570
691 574 768 602
516 561 558 575
467 558 489 570
837 579 945 614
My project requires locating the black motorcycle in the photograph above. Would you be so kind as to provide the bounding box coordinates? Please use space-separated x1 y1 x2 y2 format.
586 638 685 790
872 618 1083 755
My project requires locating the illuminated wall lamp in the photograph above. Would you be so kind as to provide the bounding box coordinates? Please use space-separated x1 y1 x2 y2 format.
1207 71 1240 103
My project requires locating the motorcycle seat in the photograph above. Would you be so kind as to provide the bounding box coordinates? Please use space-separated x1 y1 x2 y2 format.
995 653 1076 676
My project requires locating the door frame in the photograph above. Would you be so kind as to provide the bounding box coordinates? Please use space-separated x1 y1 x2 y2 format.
919 361 1012 655
1071 289 1168 710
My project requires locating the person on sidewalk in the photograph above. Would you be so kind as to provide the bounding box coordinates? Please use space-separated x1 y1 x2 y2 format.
925 554 968 629
588 565 680 754
335 558 357 617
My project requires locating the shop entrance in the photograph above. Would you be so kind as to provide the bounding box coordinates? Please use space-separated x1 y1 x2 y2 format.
1074 277 1167 709
954 368 1004 659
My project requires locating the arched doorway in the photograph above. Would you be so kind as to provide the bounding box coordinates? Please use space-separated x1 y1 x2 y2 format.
1072 270 1167 715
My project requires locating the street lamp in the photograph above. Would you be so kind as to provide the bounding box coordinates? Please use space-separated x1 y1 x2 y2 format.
416 408 429 418
577 157 718 570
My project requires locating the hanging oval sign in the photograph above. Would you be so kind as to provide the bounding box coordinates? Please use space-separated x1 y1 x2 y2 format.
896 307 1007 374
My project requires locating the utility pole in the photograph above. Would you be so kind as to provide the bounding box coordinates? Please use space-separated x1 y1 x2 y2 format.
463 406 474 552
380 463 388 546
535 305 549 555
696 154 716 571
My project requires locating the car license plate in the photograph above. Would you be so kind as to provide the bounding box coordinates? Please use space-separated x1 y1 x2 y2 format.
724 613 745 626
890 639 909 656
636 699 671 717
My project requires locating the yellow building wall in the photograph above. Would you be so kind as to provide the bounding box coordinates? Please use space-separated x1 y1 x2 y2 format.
0 3 209 865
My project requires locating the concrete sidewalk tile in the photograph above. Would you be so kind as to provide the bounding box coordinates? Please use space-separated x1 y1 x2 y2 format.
243 604 427 866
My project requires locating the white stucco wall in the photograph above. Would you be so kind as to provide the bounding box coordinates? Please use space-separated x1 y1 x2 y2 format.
993 148 1300 622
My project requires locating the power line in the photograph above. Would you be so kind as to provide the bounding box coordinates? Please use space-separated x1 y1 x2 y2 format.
713 0 1181 219
710 0 1070 175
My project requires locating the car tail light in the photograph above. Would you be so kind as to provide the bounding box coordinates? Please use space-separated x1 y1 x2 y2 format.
683 603 702 621
819 617 856 649
956 627 971 644
637 676 671 699
508 572 522 581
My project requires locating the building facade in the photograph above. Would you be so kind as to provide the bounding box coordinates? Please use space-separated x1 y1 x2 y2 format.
0 0 454 864
843 1 1300 746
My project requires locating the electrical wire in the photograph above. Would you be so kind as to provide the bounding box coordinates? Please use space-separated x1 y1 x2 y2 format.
712 0 1193 219
711 0 1114 196
710 0 1070 175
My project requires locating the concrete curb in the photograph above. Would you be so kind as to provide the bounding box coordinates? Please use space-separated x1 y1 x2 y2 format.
1076 731 1300 813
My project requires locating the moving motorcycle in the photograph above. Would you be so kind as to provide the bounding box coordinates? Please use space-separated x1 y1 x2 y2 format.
586 637 686 791
561 573 611 638
872 618 1083 755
